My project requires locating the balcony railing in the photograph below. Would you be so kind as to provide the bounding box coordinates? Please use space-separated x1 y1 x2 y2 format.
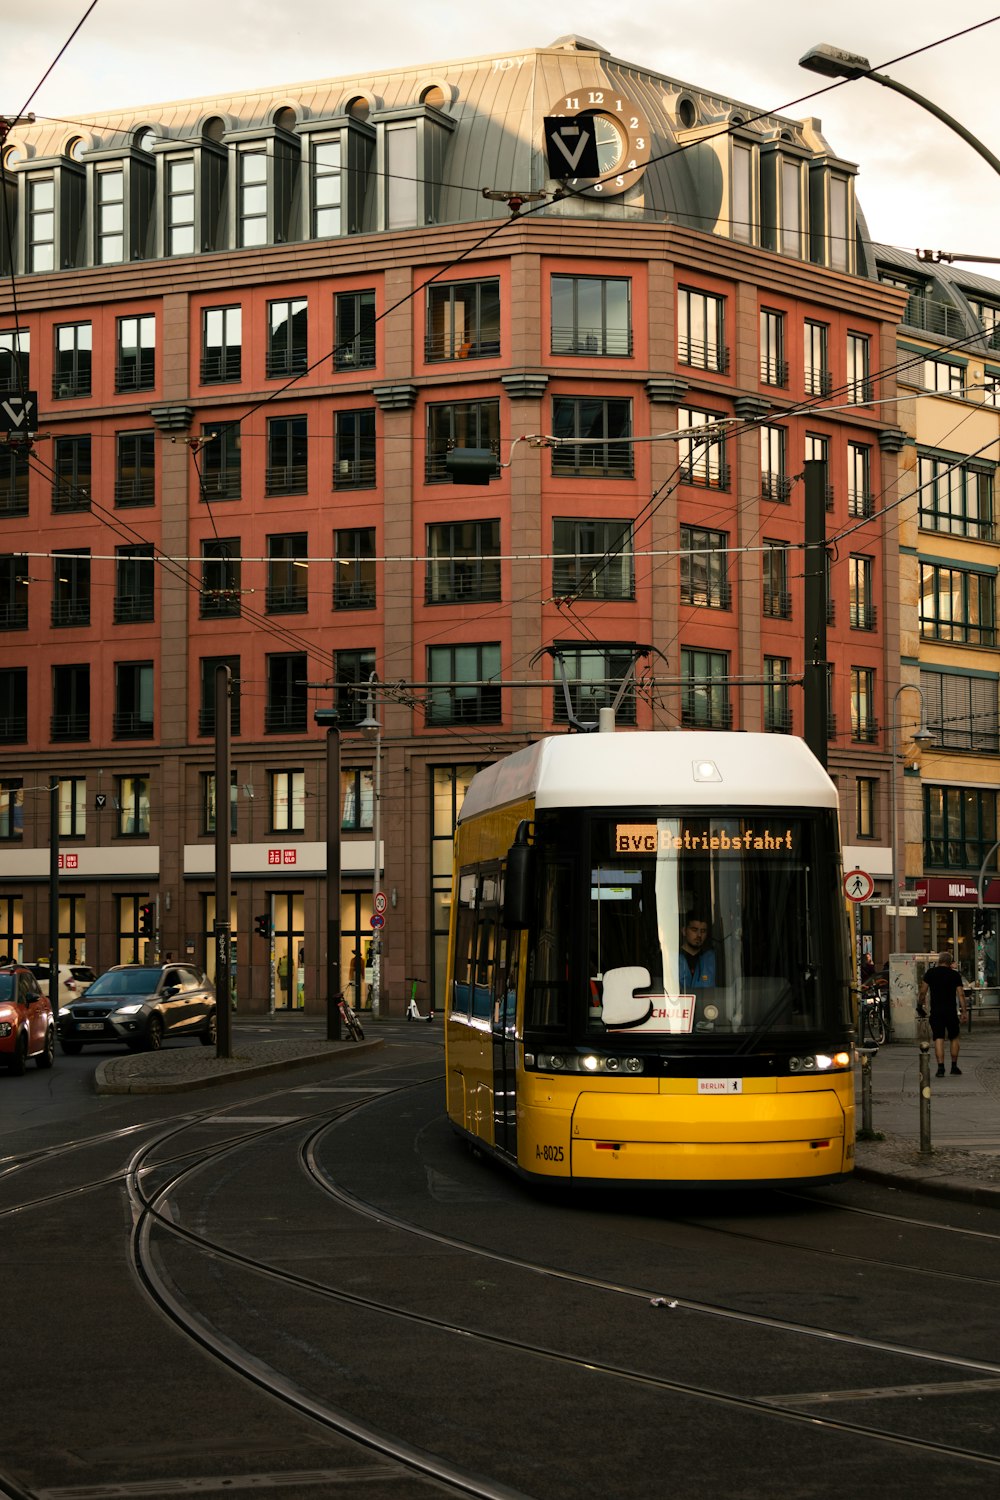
52 371 91 399
765 705 794 734
51 600 89 628
265 349 308 379
678 339 730 373
763 588 792 620
199 468 241 501
265 583 308 614
850 602 878 631
680 460 730 491
334 580 376 610
551 326 633 357
852 715 880 744
200 349 242 384
425 332 501 361
114 477 155 507
426 448 500 484
903 295 965 339
551 446 634 480
115 352 155 392
681 580 732 610
52 481 91 512
113 595 154 625
198 704 241 736
760 357 789 387
0 481 29 517
848 490 875 519
761 472 793 503
0 714 27 743
50 712 90 741
199 590 241 619
681 700 733 730
265 464 308 496
265 702 308 733
113 711 154 738
805 368 833 396
0 601 27 629
332 457 376 490
334 337 376 371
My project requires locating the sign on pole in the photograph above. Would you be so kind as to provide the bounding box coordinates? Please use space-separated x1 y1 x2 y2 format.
542 116 601 178
0 392 38 434
370 912 385 930
843 869 875 903
374 891 387 914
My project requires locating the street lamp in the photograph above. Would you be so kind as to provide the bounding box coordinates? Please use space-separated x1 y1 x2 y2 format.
889 684 935 954
357 672 382 1017
799 44 1000 181
314 706 341 1041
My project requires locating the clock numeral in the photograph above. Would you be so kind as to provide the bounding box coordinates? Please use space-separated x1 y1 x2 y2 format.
592 182 604 193
565 96 579 109
615 99 623 111
627 159 637 170
588 91 604 104
630 117 639 129
635 137 646 149
615 175 624 186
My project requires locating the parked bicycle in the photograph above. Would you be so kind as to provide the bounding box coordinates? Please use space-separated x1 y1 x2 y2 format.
338 991 365 1042
860 980 887 1046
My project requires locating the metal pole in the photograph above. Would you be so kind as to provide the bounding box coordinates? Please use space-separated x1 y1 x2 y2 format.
890 684 929 953
326 725 342 1041
370 719 381 1017
802 459 828 768
214 664 232 1059
49 779 59 1020
918 1014 933 1155
860 1048 875 1136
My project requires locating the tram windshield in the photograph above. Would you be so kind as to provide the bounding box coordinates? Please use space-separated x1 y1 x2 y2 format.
528 811 849 1041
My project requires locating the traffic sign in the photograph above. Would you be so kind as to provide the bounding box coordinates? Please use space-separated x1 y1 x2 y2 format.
374 891 387 914
370 912 385 930
0 392 38 434
543 116 601 178
859 896 891 906
843 869 875 902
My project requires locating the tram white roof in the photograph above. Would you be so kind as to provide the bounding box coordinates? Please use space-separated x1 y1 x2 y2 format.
458 732 839 821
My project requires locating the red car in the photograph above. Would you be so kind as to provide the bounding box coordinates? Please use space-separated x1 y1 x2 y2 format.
0 965 56 1074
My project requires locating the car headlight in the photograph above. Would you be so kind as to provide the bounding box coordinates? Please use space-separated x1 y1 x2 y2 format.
112 1004 144 1016
0 1022 12 1037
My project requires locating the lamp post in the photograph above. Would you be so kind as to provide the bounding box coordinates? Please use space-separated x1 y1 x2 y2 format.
799 44 1000 181
889 684 935 954
314 707 341 1041
357 672 382 1018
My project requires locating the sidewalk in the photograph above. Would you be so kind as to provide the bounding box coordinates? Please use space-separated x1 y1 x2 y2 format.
92 1013 1000 1206
853 1019 1000 1205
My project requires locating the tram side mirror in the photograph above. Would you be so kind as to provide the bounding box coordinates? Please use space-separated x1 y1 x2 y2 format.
503 825 534 929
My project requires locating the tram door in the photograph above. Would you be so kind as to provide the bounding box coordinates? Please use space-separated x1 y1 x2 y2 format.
492 927 521 1158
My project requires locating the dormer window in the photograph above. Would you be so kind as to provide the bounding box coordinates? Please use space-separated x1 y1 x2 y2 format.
165 158 195 254
228 126 300 249
296 115 374 240
238 148 268 246
86 146 155 266
96 167 125 263
761 143 809 259
809 162 857 273
374 103 456 231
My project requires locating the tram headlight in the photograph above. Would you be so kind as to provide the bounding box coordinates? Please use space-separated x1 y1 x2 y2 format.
788 1051 851 1074
581 1055 599 1072
529 1052 645 1075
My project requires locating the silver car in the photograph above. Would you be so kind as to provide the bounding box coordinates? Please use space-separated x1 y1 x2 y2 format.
58 964 216 1053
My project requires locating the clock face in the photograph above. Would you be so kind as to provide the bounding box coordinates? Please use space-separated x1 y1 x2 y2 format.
547 88 652 197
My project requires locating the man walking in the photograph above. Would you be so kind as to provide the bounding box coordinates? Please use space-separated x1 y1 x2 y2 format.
918 951 968 1077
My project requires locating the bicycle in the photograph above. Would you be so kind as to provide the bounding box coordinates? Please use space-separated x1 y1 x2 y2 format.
405 976 434 1022
338 992 365 1042
860 981 887 1046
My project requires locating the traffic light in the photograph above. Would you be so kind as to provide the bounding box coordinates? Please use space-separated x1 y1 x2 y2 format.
139 902 155 937
254 914 271 938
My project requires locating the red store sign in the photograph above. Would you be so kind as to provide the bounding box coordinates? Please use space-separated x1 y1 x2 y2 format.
267 848 298 866
916 877 1000 905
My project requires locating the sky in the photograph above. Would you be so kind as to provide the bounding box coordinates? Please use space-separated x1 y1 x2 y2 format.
4 1 1000 262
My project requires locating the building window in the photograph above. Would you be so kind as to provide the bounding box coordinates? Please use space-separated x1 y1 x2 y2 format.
165 158 195 255
334 649 376 726
52 436 92 513
199 421 241 500
0 669 28 743
847 442 873 519
426 643 501 725
334 289 375 370
116 894 146 964
917 454 994 540
847 332 872 404
678 287 727 372
426 521 501 604
96 169 125 264
921 668 999 754
237 149 268 247
551 644 637 726
551 397 632 479
925 785 997 870
385 123 418 230
426 400 500 483
0 329 29 395
27 178 55 272
201 306 242 383
269 770 305 832
917 357 965 394
334 528 376 610
426 278 500 361
51 664 90 741
849 555 876 630
115 431 155 507
0 554 28 630
266 416 308 495
53 323 91 398
551 518 633 601
311 137 341 237
551 275 631 356
200 539 241 618
850 667 877 743
202 772 238 835
431 765 482 999
265 652 307 733
763 540 791 619
267 299 308 378
266 533 308 613
920 563 996 646
760 425 790 502
678 407 728 489
0 444 29 519
198 656 241 736
984 369 1000 409
0 780 24 840
680 525 730 608
115 544 154 624
115 314 155 392
51 549 90 628
764 656 791 733
856 777 877 839
804 320 830 396
117 775 150 836
114 662 154 738
340 767 374 831
760 308 786 386
968 295 1000 348
333 408 376 489
681 648 731 729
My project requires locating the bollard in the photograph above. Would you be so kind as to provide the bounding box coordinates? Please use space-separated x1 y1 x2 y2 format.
856 1044 879 1138
917 1010 933 1155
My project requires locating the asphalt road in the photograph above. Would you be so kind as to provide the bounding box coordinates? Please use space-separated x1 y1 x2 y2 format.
3 1025 999 1500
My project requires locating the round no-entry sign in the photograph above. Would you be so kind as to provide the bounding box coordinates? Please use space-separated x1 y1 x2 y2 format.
843 869 875 902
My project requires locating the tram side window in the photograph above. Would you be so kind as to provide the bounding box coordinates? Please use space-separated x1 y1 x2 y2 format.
526 857 573 1031
452 871 477 1014
472 872 500 1019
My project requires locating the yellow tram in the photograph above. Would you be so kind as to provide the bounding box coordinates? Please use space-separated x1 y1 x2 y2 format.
445 731 856 1188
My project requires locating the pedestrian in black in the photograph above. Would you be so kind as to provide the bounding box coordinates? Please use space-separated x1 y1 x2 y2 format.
918 951 968 1076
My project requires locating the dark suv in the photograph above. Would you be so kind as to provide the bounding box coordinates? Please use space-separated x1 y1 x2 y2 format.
58 963 217 1053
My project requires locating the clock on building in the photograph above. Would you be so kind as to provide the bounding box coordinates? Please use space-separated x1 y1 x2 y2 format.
547 87 652 196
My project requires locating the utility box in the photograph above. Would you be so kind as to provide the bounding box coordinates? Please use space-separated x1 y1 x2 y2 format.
888 952 936 1040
